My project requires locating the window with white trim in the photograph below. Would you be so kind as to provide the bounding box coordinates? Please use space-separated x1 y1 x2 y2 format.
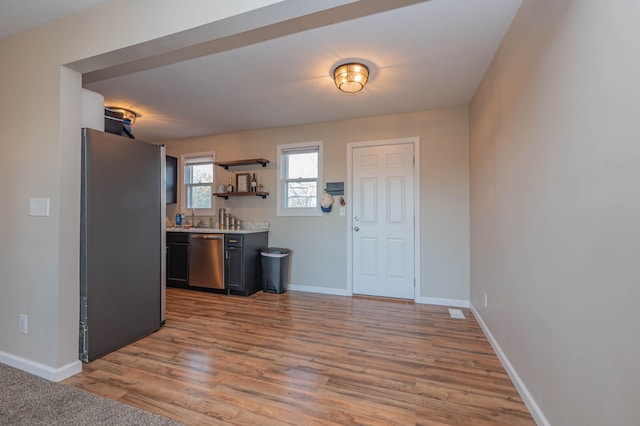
277 141 323 217
181 152 215 215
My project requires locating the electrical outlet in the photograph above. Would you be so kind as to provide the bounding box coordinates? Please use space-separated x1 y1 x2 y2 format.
19 314 28 334
483 292 488 309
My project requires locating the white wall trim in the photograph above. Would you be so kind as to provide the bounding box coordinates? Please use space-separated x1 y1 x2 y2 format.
276 141 324 217
287 284 350 297
346 137 421 300
179 150 217 217
418 297 469 308
470 304 550 426
0 351 82 382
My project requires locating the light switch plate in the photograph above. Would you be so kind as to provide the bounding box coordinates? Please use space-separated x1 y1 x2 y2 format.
29 198 50 217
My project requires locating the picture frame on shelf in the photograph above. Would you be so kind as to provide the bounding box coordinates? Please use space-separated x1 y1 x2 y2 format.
236 173 250 192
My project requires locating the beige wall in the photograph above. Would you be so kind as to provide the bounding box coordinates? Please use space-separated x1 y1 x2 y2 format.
165 107 470 302
0 0 470 378
470 0 640 424
0 0 296 378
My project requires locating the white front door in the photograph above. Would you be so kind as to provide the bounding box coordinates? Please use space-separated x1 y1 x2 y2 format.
352 143 415 299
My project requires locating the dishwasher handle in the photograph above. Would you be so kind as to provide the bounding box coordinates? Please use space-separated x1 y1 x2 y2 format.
190 234 223 240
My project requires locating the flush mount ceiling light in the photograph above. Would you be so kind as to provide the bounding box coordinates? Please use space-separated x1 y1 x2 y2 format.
333 63 369 93
105 106 140 124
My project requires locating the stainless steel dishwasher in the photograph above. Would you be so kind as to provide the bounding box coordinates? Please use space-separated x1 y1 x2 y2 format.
188 234 225 289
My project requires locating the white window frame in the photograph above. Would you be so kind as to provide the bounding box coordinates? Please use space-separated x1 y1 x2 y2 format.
180 151 216 216
277 141 323 217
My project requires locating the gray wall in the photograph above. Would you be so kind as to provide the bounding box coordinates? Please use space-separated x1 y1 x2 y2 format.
470 0 640 424
165 107 470 303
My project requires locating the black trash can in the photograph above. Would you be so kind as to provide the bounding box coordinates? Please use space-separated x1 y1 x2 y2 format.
261 247 291 294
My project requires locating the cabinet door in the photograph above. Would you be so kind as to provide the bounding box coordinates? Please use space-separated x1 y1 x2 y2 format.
165 155 178 204
225 246 243 290
167 242 189 285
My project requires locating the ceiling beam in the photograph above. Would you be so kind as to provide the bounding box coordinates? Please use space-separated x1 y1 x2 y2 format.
74 0 430 85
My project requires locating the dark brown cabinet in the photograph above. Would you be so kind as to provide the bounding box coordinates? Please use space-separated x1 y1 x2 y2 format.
166 232 189 287
225 232 268 296
225 244 243 291
166 155 178 204
167 231 268 296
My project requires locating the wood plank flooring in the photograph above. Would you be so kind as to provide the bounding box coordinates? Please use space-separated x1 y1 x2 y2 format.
63 288 534 425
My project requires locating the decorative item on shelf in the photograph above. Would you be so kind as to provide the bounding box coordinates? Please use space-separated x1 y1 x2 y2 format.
333 63 369 93
236 173 250 192
209 159 270 199
251 173 257 192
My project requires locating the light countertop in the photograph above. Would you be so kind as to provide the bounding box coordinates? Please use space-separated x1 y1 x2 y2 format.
166 227 268 235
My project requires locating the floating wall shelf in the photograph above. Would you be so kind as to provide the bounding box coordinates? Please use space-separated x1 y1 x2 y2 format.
214 158 269 169
213 192 269 200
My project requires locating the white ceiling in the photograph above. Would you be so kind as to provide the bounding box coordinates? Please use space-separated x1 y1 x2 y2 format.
2 0 522 143
0 0 109 40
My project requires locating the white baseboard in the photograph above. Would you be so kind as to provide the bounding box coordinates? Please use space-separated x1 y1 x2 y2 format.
287 287 471 306
470 304 549 426
0 350 82 382
417 296 470 308
287 284 350 296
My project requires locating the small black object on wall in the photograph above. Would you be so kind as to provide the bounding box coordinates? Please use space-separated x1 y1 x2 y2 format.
324 182 344 196
166 156 178 204
104 108 134 139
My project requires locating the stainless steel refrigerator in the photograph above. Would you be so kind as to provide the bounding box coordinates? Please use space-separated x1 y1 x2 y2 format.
80 128 166 363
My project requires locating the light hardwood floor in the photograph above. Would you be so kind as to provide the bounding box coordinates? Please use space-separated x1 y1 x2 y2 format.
64 288 534 425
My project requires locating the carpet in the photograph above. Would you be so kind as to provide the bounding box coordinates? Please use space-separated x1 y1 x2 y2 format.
0 363 183 426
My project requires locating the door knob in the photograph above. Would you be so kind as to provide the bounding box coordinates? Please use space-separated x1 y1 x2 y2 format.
353 226 360 232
